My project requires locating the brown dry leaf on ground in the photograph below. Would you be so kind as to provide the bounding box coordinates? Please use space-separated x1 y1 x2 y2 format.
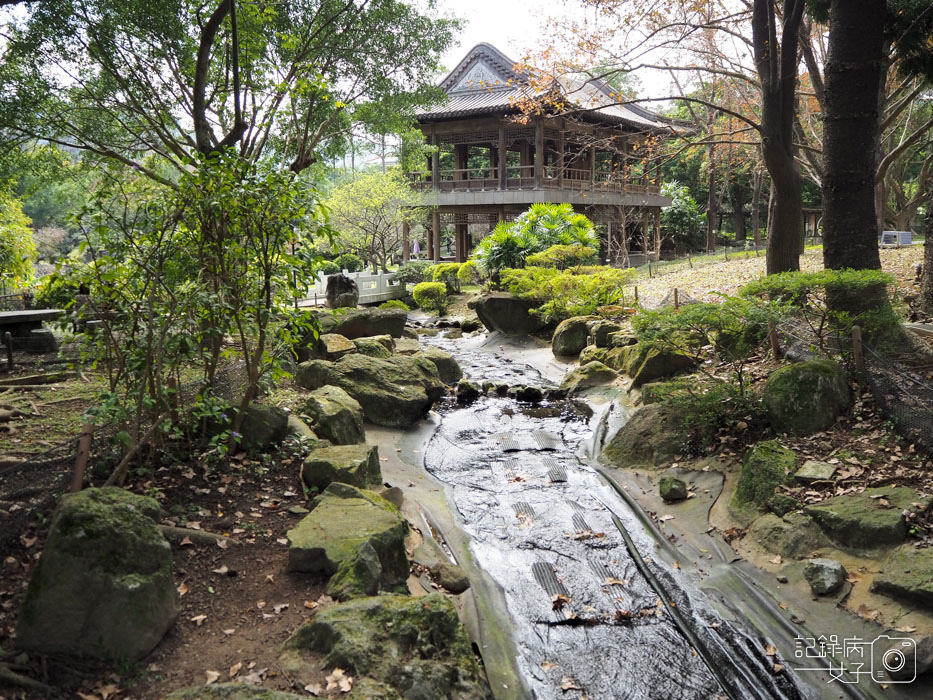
561 676 583 691
325 667 354 693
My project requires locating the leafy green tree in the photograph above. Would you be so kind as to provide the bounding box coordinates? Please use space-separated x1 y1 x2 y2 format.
0 0 457 180
0 189 36 288
661 182 704 252
324 168 425 272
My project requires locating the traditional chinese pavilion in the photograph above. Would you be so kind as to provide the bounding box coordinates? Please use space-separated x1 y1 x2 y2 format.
406 43 679 265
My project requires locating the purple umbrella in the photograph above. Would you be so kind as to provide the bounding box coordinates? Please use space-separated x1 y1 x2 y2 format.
411 239 421 257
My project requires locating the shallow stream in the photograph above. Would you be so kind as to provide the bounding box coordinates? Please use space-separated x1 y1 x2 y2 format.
420 333 813 700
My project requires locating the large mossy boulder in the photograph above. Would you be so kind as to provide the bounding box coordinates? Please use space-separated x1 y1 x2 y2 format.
279 593 487 700
804 486 931 549
238 403 289 451
295 354 446 427
418 346 463 385
302 385 365 445
628 346 695 388
871 545 933 606
163 686 307 700
301 444 382 492
762 359 852 435
729 441 796 525
601 404 686 469
559 361 617 395
590 321 625 348
318 333 358 360
312 308 408 340
468 293 546 335
551 316 597 357
286 483 409 600
747 512 830 559
17 487 177 662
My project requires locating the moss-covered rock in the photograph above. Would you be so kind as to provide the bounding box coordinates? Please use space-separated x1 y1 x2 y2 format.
601 404 686 469
590 321 625 348
762 359 851 435
418 346 463 385
871 545 933 606
747 512 830 559
295 354 446 428
551 316 597 357
238 403 289 451
319 333 358 360
347 679 403 700
729 441 796 526
607 331 638 348
352 336 393 358
629 346 696 388
431 561 470 593
302 385 365 445
279 593 487 700
659 476 687 502
286 483 408 600
301 444 382 492
17 487 177 661
163 685 306 700
312 308 408 339
468 293 547 335
804 486 931 549
456 379 481 403
579 345 608 366
559 361 617 395
767 493 801 516
286 414 319 442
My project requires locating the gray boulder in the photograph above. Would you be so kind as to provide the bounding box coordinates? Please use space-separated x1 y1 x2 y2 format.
295 354 446 427
729 441 796 525
238 403 289 451
325 274 359 308
432 562 470 593
747 513 830 559
803 558 847 595
28 328 58 354
459 316 483 333
316 308 408 339
762 359 851 435
301 444 382 491
17 488 177 661
601 404 686 469
551 316 597 357
279 593 487 700
302 385 365 445
468 293 547 335
352 335 394 358
590 321 625 348
287 483 409 600
418 346 463 384
456 379 481 403
318 333 357 360
629 346 695 387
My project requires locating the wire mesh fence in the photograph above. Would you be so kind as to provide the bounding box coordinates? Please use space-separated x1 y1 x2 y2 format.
863 344 933 457
0 360 249 550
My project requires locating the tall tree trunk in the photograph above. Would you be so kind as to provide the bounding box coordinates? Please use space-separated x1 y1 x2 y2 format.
733 181 747 242
920 188 933 313
751 0 806 274
821 0 886 271
752 169 763 249
707 139 718 252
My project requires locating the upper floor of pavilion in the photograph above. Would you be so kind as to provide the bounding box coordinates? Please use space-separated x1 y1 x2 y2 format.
410 43 681 209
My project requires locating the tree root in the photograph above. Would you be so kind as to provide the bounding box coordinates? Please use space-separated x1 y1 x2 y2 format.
0 662 54 693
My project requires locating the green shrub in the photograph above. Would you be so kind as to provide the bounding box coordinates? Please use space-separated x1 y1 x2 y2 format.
501 266 635 323
379 299 410 311
526 244 597 269
33 268 84 309
649 376 764 456
393 260 435 284
319 260 341 276
334 253 364 272
741 268 900 348
413 281 447 315
431 262 462 294
457 260 481 285
472 222 539 273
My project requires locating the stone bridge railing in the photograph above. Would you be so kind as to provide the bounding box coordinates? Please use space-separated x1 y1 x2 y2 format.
299 271 407 306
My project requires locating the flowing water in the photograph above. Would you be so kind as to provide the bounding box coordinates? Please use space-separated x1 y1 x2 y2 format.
421 333 811 700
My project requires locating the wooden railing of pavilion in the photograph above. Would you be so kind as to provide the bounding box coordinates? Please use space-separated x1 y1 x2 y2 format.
406 168 660 195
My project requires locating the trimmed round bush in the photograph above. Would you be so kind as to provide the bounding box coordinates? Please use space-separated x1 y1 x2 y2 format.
413 282 448 315
335 253 364 272
379 299 410 311
320 260 341 275
393 260 435 285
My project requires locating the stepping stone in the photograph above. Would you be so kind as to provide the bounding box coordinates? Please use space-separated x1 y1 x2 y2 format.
544 457 567 483
795 460 837 484
532 561 568 598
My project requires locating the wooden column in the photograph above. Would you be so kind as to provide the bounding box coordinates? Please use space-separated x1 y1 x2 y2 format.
534 118 544 189
432 210 441 262
431 127 440 190
498 123 507 190
402 220 410 263
455 223 468 263
557 119 565 189
589 145 597 185
641 210 650 256
455 144 468 183
499 207 506 223
654 208 662 254
427 215 434 260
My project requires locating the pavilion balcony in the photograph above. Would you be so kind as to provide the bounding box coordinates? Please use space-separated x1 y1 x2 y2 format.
407 167 661 196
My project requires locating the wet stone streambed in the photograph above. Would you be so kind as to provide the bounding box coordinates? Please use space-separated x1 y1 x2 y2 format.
420 335 810 700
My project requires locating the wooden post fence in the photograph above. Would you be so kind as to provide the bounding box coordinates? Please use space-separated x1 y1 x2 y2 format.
852 325 865 375
70 423 95 492
3 332 11 371
768 322 781 361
